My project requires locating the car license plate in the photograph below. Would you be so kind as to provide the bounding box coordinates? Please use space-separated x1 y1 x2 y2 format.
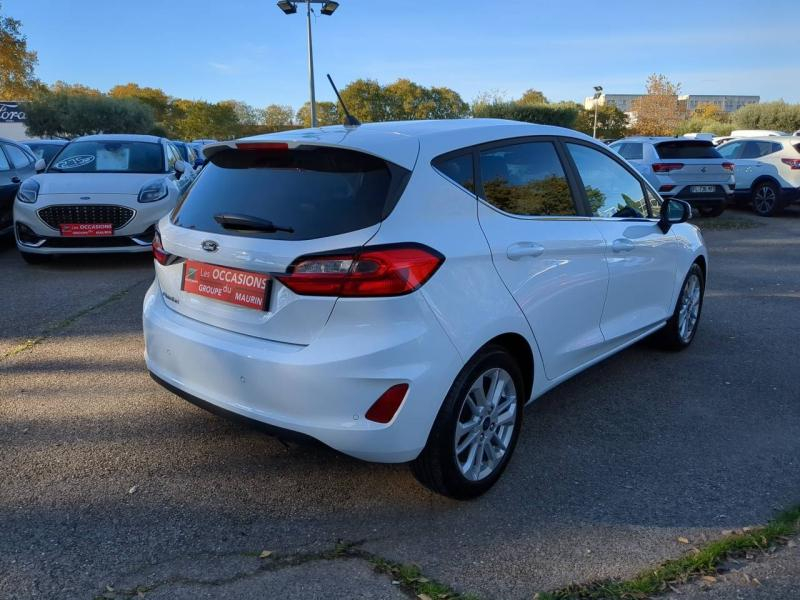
690 185 716 194
181 260 271 311
60 223 113 236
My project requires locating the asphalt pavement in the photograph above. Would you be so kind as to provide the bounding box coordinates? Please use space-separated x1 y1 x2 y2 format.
1 208 798 599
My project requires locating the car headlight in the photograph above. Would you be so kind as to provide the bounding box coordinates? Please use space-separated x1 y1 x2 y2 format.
138 179 169 203
17 179 39 204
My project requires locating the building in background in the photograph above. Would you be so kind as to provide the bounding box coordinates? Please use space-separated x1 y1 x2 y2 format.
584 93 760 120
0 102 28 140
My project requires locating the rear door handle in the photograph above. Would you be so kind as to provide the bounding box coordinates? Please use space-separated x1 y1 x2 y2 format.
11 176 20 184
506 242 544 260
612 238 635 253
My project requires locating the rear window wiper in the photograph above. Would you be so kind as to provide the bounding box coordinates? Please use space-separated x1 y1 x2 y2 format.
214 213 294 233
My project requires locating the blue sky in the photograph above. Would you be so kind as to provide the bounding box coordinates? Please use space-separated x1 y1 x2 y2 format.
7 0 799 109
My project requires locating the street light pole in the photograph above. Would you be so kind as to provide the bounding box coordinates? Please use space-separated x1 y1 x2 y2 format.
305 1 317 127
592 85 603 139
276 1 340 128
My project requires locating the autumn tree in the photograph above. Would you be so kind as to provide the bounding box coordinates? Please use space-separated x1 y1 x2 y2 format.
170 100 240 140
693 102 726 121
109 83 171 122
50 81 103 96
0 2 41 100
517 89 548 105
630 74 682 136
338 79 393 123
573 103 629 138
295 101 339 127
263 104 295 129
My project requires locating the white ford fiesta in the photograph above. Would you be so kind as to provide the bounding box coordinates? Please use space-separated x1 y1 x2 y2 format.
143 119 707 498
14 134 195 263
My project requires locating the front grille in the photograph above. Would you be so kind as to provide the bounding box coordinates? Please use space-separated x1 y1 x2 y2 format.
37 205 135 230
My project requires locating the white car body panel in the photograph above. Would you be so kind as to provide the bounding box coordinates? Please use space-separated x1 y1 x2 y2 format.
716 137 800 204
143 120 708 463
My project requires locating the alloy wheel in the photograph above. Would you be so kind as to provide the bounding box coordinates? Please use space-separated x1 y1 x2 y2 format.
454 367 517 481
678 273 702 342
754 185 776 214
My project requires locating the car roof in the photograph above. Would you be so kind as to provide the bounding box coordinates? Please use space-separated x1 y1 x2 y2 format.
73 134 164 143
0 136 28 145
24 139 68 145
735 136 800 143
205 119 599 170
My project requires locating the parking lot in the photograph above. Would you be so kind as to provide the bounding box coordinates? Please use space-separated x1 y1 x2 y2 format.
1 209 799 599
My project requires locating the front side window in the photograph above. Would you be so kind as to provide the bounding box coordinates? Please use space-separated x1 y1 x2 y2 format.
717 141 743 159
433 152 474 192
5 144 31 169
48 141 165 174
566 143 648 218
479 141 577 216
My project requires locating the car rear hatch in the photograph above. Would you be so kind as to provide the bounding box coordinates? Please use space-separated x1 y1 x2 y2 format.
653 140 732 184
155 138 413 346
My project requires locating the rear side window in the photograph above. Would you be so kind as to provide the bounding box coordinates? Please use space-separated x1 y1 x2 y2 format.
478 141 577 216
433 153 474 192
742 141 782 158
617 143 644 160
172 146 410 241
655 141 722 159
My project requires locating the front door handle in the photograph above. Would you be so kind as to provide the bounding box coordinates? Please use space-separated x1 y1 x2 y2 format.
507 241 544 260
612 238 635 253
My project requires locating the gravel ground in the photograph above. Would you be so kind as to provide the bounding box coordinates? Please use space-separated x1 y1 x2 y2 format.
1 209 798 599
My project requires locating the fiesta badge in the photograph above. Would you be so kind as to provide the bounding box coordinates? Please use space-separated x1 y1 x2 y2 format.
201 240 219 252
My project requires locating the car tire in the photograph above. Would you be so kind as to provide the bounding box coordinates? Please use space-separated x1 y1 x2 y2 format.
652 263 704 351
20 251 51 265
751 181 783 217
697 203 725 218
411 345 524 499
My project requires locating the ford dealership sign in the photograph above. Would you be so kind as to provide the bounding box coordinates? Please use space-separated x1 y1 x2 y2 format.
0 102 26 123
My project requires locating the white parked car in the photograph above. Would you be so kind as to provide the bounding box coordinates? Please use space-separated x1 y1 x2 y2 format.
609 137 734 217
716 136 800 216
143 120 708 498
14 134 195 263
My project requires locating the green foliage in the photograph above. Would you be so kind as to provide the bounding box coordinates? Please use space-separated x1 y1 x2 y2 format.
573 103 629 138
0 2 40 100
472 101 579 128
484 175 578 216
295 101 340 127
263 104 295 129
170 99 240 140
109 83 170 123
732 100 800 133
517 89 548 105
26 91 154 138
674 117 732 136
338 78 469 123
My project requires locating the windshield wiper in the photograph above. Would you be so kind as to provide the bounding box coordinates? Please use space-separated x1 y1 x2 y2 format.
214 213 294 233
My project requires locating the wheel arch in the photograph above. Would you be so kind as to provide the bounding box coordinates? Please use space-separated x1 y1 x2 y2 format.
480 332 534 403
693 254 707 282
750 175 781 193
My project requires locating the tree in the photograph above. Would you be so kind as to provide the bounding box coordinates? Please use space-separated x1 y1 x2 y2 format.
693 102 726 122
422 86 469 119
296 101 340 127
0 3 40 100
630 74 682 136
732 101 800 133
338 79 392 123
472 101 579 128
517 89 548 105
573 103 629 138
220 100 264 128
263 104 295 129
383 79 469 120
674 117 732 137
50 81 103 96
170 100 240 140
109 83 170 122
26 92 154 138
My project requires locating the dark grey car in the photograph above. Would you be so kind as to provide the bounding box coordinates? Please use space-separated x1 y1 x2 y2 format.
0 138 40 235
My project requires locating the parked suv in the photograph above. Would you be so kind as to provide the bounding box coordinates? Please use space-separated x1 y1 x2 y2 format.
143 120 708 498
716 137 800 216
610 137 734 217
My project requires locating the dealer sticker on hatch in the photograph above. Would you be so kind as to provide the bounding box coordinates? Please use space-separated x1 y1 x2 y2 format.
181 260 271 311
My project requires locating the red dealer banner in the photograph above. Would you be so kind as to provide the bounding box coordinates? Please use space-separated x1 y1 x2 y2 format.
181 260 271 311
60 223 113 237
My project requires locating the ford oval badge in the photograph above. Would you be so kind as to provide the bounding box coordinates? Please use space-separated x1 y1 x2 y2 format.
201 240 219 252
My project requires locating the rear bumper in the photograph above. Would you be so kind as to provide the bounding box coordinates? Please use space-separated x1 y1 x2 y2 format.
142 281 462 463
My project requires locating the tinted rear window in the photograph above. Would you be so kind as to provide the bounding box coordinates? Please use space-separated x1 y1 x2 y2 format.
655 141 721 159
172 146 410 241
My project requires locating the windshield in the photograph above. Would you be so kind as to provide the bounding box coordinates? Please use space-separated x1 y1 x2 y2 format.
655 141 722 159
27 143 66 164
48 141 165 174
172 146 409 241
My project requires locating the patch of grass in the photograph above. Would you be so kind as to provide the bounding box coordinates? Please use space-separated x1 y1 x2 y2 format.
370 557 479 600
537 504 800 600
691 216 763 231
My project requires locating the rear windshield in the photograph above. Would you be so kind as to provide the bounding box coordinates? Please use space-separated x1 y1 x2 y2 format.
48 141 165 173
172 145 410 241
655 141 722 159
27 143 65 164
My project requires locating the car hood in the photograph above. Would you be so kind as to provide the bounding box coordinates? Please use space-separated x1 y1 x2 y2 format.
35 173 164 196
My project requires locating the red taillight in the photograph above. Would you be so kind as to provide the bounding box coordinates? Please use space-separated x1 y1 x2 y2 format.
235 142 289 151
781 158 800 169
722 162 735 172
276 244 444 297
365 384 409 424
152 230 170 265
659 184 676 192
652 162 684 173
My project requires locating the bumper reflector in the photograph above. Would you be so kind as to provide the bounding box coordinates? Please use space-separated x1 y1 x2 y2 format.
365 384 409 424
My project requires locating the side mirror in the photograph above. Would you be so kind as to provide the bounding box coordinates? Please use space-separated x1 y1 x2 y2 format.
174 160 186 178
34 158 46 173
658 199 692 233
